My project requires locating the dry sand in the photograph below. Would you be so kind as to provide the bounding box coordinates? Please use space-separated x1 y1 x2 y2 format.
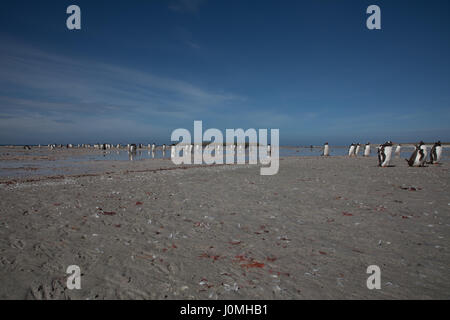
0 150 449 299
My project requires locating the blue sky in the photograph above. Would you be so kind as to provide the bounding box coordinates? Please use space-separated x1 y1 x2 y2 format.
0 0 449 145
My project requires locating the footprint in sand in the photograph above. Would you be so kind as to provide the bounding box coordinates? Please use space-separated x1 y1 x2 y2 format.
103 274 151 299
11 239 25 250
27 279 69 300
132 226 145 234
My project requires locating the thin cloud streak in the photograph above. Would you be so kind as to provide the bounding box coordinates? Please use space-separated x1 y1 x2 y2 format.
0 39 245 144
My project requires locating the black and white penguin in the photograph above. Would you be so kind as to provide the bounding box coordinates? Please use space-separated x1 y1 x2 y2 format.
128 144 137 153
429 141 442 164
364 143 371 157
395 144 401 157
348 143 356 157
355 143 361 156
406 141 427 167
378 141 393 167
322 142 330 156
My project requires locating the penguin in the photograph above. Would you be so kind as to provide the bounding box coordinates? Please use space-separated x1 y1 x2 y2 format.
162 144 166 152
348 143 356 157
267 144 271 154
429 141 442 164
378 141 393 167
395 144 401 158
170 145 176 159
406 141 427 167
128 144 137 153
322 142 330 156
420 141 428 163
364 143 371 157
152 143 156 152
355 143 361 156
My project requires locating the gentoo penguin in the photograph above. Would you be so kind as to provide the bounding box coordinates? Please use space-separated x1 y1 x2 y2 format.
348 143 356 157
322 142 330 156
420 141 428 162
355 143 361 156
152 143 156 152
128 144 137 153
429 141 442 164
162 144 166 152
378 141 393 167
395 144 401 158
267 144 271 155
170 145 176 158
406 141 427 167
364 143 371 157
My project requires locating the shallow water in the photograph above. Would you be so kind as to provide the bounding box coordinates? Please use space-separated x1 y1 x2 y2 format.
0 146 448 178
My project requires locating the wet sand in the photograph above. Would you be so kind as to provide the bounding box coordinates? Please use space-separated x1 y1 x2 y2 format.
0 151 449 299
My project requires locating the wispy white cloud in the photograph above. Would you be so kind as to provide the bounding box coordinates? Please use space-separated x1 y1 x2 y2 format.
0 38 245 143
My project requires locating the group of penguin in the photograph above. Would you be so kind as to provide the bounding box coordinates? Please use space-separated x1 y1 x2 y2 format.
322 141 443 167
127 143 166 154
378 141 442 167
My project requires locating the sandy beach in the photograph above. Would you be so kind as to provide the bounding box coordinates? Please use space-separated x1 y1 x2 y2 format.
0 148 448 300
